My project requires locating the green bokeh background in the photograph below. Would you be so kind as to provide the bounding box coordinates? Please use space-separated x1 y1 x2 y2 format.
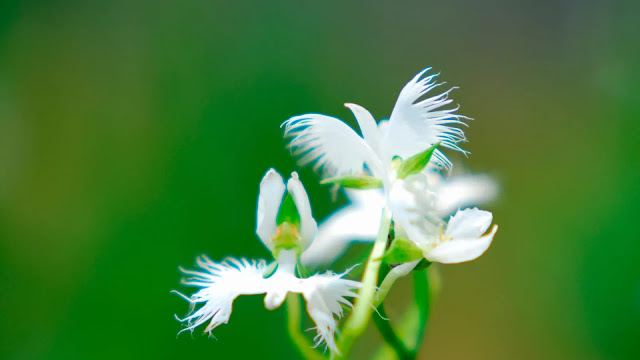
1 1 638 359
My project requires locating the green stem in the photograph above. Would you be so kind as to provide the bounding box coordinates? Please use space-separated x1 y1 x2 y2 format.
370 267 437 360
370 260 421 359
286 293 326 360
412 269 430 351
337 207 392 357
373 304 415 360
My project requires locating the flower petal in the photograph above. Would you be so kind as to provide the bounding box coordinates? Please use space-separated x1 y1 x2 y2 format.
344 188 385 206
301 189 384 267
286 172 318 249
344 103 382 155
435 174 499 217
282 113 382 178
445 207 493 239
264 250 299 310
301 270 361 356
384 68 470 170
425 224 498 264
388 178 440 245
175 257 269 336
256 169 286 250
389 179 427 243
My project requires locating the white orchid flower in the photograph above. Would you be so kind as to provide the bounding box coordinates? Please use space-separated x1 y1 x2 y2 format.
283 68 498 266
302 172 498 267
174 169 360 356
282 68 470 190
388 176 498 263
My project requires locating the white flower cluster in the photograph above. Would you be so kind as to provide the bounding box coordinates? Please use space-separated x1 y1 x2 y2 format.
174 68 499 357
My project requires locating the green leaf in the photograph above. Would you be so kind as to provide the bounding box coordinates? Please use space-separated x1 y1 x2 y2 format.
320 175 383 189
276 193 300 227
396 142 440 180
381 237 424 264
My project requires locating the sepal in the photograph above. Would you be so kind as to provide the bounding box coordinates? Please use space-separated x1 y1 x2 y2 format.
381 237 424 264
320 174 383 189
276 193 301 227
396 142 440 180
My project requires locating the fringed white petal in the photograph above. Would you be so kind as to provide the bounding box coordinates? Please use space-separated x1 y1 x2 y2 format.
302 269 361 356
174 257 269 336
287 172 318 250
301 189 384 268
385 68 470 170
282 113 381 178
426 223 498 264
256 169 286 250
176 253 361 357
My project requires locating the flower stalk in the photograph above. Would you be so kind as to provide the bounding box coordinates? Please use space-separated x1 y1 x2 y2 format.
373 304 415 360
371 267 439 360
337 207 392 357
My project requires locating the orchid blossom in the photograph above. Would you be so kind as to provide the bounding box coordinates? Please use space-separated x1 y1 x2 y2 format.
388 174 498 263
283 68 498 266
282 68 469 190
302 172 499 267
174 169 360 356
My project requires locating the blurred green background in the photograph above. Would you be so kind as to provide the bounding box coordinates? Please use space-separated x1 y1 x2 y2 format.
1 0 638 359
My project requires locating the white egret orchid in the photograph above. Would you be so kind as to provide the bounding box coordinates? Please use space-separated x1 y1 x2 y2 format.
174 169 360 356
282 68 470 190
283 68 498 266
388 174 498 263
174 68 502 359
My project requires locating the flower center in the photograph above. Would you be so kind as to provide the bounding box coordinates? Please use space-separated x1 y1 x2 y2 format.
437 223 452 244
271 221 301 251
